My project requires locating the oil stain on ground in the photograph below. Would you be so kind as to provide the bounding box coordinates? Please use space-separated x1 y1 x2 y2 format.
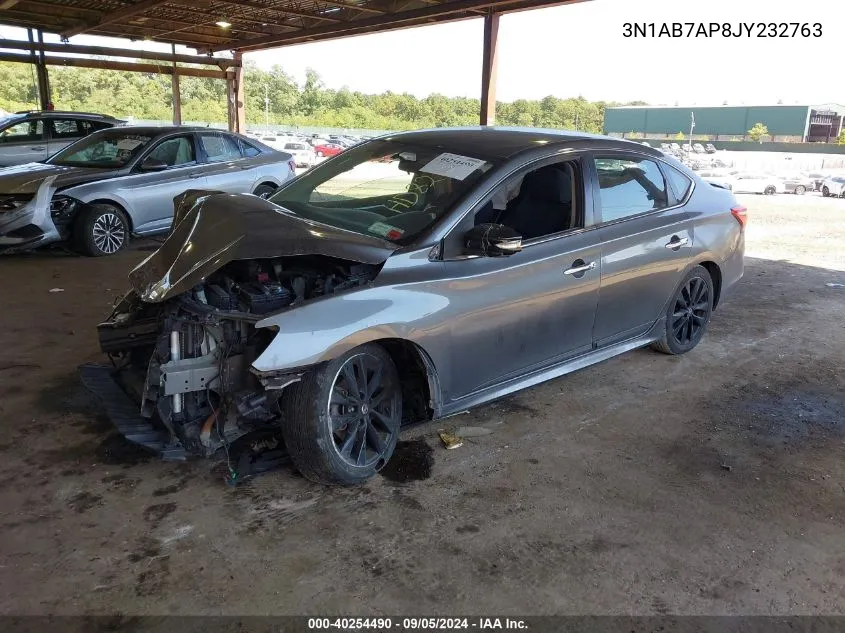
379 438 434 484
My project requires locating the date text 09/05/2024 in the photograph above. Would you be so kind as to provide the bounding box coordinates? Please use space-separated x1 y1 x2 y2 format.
308 618 528 630
623 22 822 38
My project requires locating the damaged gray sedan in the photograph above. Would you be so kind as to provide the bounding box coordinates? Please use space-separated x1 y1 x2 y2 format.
86 128 745 485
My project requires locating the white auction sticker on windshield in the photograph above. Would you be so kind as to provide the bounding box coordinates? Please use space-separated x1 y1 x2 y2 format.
420 153 487 181
116 138 146 151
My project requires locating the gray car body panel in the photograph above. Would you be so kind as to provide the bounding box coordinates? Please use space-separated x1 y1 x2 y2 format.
237 129 744 414
0 126 293 252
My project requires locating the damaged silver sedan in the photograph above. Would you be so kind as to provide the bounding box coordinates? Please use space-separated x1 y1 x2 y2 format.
85 128 745 485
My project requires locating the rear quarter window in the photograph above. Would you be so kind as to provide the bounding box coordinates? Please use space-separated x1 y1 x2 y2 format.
664 164 693 201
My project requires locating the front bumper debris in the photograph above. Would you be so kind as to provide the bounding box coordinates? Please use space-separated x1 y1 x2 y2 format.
0 176 61 254
79 363 187 461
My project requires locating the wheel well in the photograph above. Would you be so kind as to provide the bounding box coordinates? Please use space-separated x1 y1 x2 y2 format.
87 198 133 231
700 261 722 309
254 181 277 193
373 338 438 425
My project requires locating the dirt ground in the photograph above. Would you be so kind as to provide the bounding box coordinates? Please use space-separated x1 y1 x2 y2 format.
0 192 844 617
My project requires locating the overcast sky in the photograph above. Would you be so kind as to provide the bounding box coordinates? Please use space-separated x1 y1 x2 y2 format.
1 0 841 105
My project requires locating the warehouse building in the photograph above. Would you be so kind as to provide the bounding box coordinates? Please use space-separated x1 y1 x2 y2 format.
604 104 845 143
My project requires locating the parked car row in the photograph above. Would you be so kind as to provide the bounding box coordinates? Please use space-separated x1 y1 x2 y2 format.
695 167 845 197
0 120 296 256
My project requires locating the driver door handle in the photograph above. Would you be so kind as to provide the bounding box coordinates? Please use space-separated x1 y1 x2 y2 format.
665 236 689 250
564 261 596 276
188 172 203 179
30 146 46 151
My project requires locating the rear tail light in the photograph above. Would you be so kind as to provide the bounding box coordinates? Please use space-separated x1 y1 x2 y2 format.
731 205 747 229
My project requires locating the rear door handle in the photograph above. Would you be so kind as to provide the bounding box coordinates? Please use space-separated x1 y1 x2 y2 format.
564 261 596 276
188 172 203 179
665 237 690 250
30 146 46 151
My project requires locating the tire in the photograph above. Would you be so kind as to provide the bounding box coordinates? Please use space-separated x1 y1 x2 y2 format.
650 265 714 356
794 185 806 195
822 186 830 197
764 186 776 195
73 203 129 257
253 184 276 199
316 151 324 158
281 343 403 485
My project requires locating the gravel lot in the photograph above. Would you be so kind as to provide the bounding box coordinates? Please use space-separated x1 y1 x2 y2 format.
0 192 843 616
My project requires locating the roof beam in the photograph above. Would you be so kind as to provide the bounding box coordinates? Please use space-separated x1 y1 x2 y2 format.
211 0 525 51
209 0 343 23
327 0 385 14
0 50 230 78
61 0 176 39
0 37 237 67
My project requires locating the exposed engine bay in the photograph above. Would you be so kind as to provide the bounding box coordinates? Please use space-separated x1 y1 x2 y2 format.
95 255 379 461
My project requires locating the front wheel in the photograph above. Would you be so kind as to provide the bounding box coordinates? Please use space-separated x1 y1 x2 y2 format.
253 184 276 199
651 265 714 356
794 185 806 195
764 185 776 195
281 344 403 485
822 186 830 197
316 151 324 158
73 204 129 257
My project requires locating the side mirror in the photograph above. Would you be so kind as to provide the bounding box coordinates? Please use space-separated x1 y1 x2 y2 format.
140 157 168 172
464 223 522 257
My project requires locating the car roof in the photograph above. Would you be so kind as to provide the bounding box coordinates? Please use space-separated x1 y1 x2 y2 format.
14 110 123 121
380 126 664 160
94 125 234 136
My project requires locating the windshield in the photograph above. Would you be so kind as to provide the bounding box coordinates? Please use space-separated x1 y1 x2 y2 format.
48 130 153 168
267 140 498 244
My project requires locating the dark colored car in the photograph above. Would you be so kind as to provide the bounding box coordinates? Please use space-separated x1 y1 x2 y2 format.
86 128 746 485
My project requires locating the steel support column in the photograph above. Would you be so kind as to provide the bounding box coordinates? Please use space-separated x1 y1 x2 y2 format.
171 43 182 125
27 29 51 109
227 52 245 133
479 11 500 126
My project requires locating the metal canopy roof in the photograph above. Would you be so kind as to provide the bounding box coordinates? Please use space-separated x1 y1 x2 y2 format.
0 0 583 53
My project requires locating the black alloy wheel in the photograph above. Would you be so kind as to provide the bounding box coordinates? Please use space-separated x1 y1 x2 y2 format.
651 265 714 355
671 276 710 347
281 344 402 484
327 353 400 469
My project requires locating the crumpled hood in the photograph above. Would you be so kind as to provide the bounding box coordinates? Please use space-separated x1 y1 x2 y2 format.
0 162 119 194
128 191 399 303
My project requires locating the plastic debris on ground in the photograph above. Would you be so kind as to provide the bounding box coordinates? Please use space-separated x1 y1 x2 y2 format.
438 431 464 450
825 282 844 288
49 288 65 293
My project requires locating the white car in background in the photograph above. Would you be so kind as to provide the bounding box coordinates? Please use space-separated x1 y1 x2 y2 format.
821 176 845 197
282 141 316 168
698 169 738 191
730 172 784 195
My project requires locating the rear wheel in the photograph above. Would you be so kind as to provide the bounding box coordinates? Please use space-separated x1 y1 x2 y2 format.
651 265 714 356
316 150 324 158
764 185 776 195
822 186 830 197
73 203 129 257
253 184 276 199
794 185 806 195
281 344 403 485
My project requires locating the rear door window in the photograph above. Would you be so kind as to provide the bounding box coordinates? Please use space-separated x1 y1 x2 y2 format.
239 139 262 157
199 133 242 163
593 156 669 222
49 119 82 139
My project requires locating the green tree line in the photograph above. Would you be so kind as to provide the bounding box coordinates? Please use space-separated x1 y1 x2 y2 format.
0 59 637 132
